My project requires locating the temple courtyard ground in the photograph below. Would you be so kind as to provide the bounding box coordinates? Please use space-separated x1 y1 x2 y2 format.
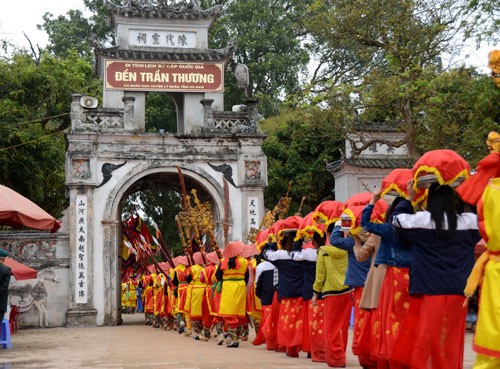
0 313 476 368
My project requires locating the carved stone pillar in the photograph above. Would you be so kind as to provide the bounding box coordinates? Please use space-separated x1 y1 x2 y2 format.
245 98 259 123
200 99 214 128
122 96 135 131
70 94 84 131
66 186 97 326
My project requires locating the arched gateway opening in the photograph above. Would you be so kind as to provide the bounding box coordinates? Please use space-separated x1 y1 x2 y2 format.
110 168 224 326
65 1 267 326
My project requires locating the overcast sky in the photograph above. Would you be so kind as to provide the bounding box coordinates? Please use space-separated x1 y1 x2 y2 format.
0 1 87 50
0 0 493 74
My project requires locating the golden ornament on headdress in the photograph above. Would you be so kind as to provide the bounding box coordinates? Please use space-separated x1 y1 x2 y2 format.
488 50 500 88
486 131 500 153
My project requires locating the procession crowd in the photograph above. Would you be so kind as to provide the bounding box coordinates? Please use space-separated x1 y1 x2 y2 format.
121 132 500 369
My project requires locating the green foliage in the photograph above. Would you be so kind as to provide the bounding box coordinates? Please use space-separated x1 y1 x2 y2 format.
123 189 183 257
145 92 177 133
38 0 114 60
261 108 343 213
414 68 500 166
302 0 477 159
39 10 94 59
464 0 500 44
208 0 311 117
0 50 101 217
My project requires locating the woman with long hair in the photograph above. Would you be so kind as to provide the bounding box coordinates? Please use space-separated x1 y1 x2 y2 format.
391 182 480 369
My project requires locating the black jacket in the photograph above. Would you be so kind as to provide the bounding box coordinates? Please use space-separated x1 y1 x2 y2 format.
0 263 12 313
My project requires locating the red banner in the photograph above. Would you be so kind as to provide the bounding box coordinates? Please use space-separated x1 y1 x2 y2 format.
104 60 224 92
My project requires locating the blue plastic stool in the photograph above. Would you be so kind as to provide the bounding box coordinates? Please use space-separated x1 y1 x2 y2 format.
0 318 12 349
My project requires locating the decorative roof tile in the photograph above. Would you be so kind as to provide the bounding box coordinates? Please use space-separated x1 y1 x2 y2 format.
96 45 235 62
352 121 404 132
106 1 222 20
326 157 414 173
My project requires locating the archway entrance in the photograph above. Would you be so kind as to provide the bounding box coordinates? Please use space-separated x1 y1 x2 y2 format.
65 1 267 327
116 170 220 325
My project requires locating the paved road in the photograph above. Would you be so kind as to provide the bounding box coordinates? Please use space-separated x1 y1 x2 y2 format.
0 313 476 369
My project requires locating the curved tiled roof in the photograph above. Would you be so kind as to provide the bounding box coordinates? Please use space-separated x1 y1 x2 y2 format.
326 157 414 173
106 1 222 20
96 44 235 62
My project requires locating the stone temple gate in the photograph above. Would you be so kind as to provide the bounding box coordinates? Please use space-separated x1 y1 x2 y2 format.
65 1 267 326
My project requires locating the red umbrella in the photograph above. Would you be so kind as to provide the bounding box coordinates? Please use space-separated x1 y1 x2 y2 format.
4 257 38 280
0 185 61 233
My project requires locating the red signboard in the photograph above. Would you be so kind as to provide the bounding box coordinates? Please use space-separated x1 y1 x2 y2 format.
104 60 224 92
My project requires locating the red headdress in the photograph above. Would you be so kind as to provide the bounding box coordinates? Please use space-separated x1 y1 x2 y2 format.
271 216 302 249
380 168 426 204
177 255 189 266
342 196 388 235
295 212 325 240
343 192 373 209
255 229 271 250
412 149 470 190
311 200 344 231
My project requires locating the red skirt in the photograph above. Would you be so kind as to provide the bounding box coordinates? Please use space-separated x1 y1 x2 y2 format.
372 266 410 363
391 294 468 369
308 299 326 362
261 292 280 351
352 287 377 368
277 297 308 350
324 292 353 367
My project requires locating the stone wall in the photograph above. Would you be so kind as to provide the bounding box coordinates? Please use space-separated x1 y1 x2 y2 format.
0 228 70 328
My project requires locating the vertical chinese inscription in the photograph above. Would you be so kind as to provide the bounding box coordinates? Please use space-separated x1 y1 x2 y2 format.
75 194 88 304
248 196 260 232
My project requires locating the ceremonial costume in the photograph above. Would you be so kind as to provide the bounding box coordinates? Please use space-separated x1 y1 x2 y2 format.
313 243 352 367
127 279 138 313
216 241 249 348
143 275 155 324
330 226 374 368
263 216 313 358
361 199 413 369
172 256 190 333
255 259 280 350
186 252 207 337
465 177 500 368
391 206 480 369
199 251 220 341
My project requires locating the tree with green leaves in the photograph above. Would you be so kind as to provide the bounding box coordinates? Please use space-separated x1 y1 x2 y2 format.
463 0 500 44
38 0 113 60
123 188 183 256
204 0 312 117
0 50 101 217
261 108 343 213
303 0 479 160
413 67 500 166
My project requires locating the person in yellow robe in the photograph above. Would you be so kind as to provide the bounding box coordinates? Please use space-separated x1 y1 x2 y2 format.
216 241 249 348
187 252 207 339
200 251 221 342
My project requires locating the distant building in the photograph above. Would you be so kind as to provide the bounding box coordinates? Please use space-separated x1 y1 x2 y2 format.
327 123 413 202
